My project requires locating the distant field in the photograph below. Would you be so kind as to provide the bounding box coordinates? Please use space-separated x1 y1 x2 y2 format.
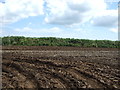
2 46 119 50
2 46 120 88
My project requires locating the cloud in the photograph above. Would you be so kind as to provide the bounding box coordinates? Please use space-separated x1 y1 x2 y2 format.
110 28 118 33
48 27 63 33
44 0 107 26
14 27 63 33
0 0 118 30
0 0 44 23
0 29 2 34
0 0 5 3
91 10 118 27
15 27 31 32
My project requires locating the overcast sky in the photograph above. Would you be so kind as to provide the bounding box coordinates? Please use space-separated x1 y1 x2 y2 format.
0 0 119 40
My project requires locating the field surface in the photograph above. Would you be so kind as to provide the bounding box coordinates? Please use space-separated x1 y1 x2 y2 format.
2 46 120 88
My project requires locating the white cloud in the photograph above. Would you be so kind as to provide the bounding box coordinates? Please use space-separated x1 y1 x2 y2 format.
0 0 44 23
14 27 63 33
45 0 107 26
28 22 32 25
0 0 118 30
74 28 82 31
48 27 63 33
15 27 32 32
0 29 2 34
110 28 118 33
91 10 118 27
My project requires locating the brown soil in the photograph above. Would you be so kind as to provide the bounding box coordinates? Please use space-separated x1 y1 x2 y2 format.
2 46 120 89
2 46 118 51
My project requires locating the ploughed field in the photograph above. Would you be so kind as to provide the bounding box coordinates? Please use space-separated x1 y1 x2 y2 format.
2 46 120 88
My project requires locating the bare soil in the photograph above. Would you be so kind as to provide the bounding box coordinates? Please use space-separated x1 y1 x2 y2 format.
2 46 120 89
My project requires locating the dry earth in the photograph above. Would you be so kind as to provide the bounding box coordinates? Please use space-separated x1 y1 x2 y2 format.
2 46 120 89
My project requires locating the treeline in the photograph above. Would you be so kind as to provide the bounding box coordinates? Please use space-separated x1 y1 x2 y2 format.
1 36 120 48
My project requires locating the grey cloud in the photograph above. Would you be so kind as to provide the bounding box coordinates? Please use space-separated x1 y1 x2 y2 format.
92 15 118 27
45 2 94 25
68 2 91 13
46 11 83 25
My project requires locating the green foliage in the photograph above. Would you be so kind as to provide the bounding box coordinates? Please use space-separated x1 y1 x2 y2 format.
1 36 120 48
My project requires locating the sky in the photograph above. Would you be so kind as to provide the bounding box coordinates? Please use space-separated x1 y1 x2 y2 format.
0 0 119 40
